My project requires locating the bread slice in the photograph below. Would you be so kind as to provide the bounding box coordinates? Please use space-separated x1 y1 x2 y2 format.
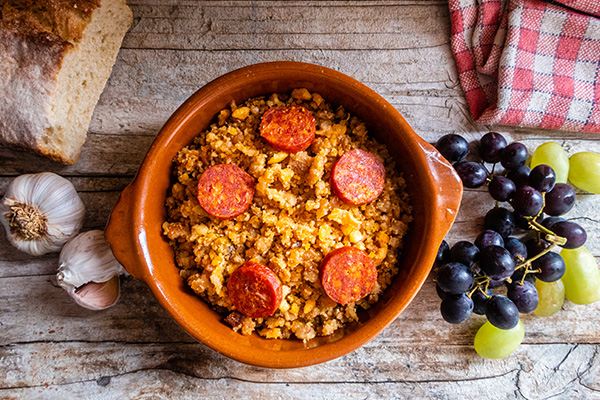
0 0 132 164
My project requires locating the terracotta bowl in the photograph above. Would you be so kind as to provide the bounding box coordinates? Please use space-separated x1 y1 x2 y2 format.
105 61 462 368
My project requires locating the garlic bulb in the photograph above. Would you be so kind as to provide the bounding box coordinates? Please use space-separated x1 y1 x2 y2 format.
57 230 126 310
0 172 85 256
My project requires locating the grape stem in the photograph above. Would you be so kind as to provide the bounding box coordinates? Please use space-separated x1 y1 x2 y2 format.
516 247 548 269
515 227 565 274
509 216 567 284
467 277 492 299
527 217 568 247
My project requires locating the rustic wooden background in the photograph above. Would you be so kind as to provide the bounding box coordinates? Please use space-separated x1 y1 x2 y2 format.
1 1 599 398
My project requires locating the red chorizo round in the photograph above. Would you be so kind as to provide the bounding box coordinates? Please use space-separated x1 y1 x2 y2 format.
227 261 283 318
331 149 385 205
320 246 377 305
259 105 316 153
197 164 255 219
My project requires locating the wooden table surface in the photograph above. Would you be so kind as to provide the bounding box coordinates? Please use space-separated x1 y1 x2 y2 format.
2 1 600 398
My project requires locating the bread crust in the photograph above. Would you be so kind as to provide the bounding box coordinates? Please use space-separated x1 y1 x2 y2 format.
1 0 99 42
0 0 130 164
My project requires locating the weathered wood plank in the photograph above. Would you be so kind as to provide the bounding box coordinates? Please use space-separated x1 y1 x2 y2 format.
0 134 154 177
1 342 598 398
123 2 451 51
0 276 193 346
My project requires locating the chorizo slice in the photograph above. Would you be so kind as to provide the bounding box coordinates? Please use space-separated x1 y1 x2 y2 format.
320 246 377 305
331 149 385 205
228 261 283 318
259 105 316 153
197 164 255 219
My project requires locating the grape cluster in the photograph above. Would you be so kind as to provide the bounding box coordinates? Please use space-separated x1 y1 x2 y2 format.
433 132 600 359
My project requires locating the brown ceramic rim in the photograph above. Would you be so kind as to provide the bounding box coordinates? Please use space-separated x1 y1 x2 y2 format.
105 61 462 368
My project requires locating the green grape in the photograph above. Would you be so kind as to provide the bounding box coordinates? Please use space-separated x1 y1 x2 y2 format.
569 152 600 194
474 320 524 359
531 142 569 183
561 246 600 304
534 279 565 316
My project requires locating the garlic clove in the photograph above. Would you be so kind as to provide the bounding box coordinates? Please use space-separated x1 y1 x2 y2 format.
57 230 127 310
58 230 126 288
70 275 121 310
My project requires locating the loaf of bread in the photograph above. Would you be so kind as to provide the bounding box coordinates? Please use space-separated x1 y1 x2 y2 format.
0 0 132 164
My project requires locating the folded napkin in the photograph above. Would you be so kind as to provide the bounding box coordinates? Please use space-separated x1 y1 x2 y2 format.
449 0 600 133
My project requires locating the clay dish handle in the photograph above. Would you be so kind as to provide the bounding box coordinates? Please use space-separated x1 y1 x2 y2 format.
105 180 148 282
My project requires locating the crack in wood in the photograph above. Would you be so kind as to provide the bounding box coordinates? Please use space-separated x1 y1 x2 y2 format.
119 43 450 52
514 362 525 399
514 345 595 400
577 345 600 393
0 273 55 279
5 340 600 349
0 339 198 350
128 1 449 9
89 131 157 137
554 344 578 373
571 216 600 224
0 174 134 180
0 365 521 391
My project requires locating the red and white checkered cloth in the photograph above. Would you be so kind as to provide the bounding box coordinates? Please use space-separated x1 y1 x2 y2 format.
449 0 600 133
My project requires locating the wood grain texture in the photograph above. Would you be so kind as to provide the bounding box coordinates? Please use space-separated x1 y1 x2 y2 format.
1 0 600 398
1 341 599 399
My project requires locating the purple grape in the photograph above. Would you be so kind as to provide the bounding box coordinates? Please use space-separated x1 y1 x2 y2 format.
436 262 474 294
529 164 556 193
507 280 539 314
488 176 516 201
450 241 480 268
486 295 520 329
525 237 550 257
436 283 448 300
488 278 506 288
533 252 566 282
544 183 576 216
504 237 528 261
454 161 488 188
479 245 516 281
472 288 492 315
512 185 544 216
500 142 528 170
506 165 531 187
440 293 474 324
541 216 565 230
434 240 451 268
484 207 516 238
513 213 529 230
552 220 587 249
435 134 469 163
478 132 507 163
475 230 505 250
